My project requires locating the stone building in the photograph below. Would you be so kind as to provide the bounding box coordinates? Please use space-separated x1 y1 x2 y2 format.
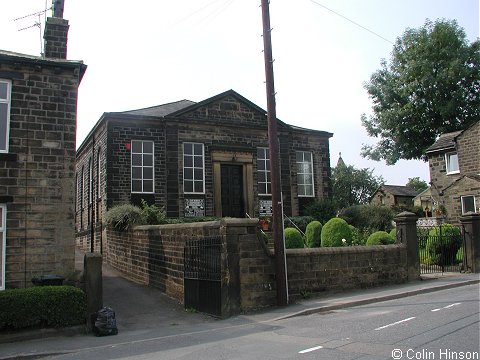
370 185 419 208
75 90 333 252
425 121 480 224
0 4 86 289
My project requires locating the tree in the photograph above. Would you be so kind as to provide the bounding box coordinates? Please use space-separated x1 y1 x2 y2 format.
361 19 480 165
406 177 428 193
332 163 384 209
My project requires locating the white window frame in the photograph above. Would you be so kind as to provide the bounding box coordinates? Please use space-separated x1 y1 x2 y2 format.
257 147 271 195
183 142 205 194
131 140 155 194
0 79 12 153
461 195 477 215
445 152 459 174
296 151 315 197
0 204 6 291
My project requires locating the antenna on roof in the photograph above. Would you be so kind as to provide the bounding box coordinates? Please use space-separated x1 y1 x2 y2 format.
13 2 52 57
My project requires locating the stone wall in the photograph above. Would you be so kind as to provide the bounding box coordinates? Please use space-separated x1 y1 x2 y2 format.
105 218 411 315
457 121 479 176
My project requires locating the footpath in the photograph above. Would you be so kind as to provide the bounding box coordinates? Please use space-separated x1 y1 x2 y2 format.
0 251 478 359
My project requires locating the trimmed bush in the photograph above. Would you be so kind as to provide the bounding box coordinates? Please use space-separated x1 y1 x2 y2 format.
305 221 322 248
284 227 305 249
366 231 395 245
338 204 395 233
389 228 397 241
321 218 352 247
140 199 166 225
106 204 142 231
0 286 86 330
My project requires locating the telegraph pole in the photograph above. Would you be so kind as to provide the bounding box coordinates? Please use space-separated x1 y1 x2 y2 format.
261 0 288 306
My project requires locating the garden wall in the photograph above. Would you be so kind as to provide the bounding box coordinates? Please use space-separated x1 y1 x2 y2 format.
104 218 412 315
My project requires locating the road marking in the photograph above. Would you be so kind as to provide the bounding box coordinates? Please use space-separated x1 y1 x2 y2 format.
375 317 416 330
299 346 324 354
431 308 441 312
444 302 461 309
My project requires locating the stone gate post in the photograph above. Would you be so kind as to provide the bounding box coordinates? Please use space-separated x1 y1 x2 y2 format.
460 212 480 273
394 211 419 281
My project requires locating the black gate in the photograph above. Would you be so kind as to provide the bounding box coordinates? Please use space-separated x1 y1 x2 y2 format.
418 225 465 274
184 236 222 317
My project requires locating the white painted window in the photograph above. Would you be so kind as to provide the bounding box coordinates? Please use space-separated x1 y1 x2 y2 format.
0 204 6 291
0 79 11 153
257 147 271 195
131 140 154 193
445 152 459 174
296 151 314 197
183 142 204 194
461 195 476 214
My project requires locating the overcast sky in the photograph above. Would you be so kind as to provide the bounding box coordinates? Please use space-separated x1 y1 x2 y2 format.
2 0 479 185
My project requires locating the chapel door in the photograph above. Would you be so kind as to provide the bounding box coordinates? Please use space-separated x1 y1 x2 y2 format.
220 165 244 218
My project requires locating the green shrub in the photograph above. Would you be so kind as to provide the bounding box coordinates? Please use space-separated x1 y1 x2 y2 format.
389 228 397 241
426 224 462 266
285 216 314 233
321 218 352 247
106 204 142 231
305 221 322 248
456 247 463 263
302 199 336 224
0 286 86 330
366 231 395 245
284 227 305 249
140 199 166 225
349 225 368 246
338 204 395 233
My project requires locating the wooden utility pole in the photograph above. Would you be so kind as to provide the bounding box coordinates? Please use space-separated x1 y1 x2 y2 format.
260 0 288 306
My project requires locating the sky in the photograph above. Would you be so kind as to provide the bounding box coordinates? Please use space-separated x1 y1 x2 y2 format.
1 0 479 185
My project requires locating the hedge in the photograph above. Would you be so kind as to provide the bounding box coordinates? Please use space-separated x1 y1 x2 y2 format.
284 228 305 249
0 286 86 330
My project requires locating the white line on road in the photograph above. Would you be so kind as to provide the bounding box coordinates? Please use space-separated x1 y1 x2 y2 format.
444 302 461 309
374 317 416 330
299 346 324 354
431 308 441 312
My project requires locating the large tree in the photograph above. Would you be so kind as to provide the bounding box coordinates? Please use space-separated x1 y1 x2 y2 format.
361 19 480 164
332 163 384 209
406 177 428 193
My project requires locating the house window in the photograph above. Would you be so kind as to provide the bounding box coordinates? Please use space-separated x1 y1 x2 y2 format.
257 147 271 195
183 142 204 194
445 152 459 174
0 204 6 291
0 80 11 153
131 140 154 193
296 151 314 197
461 195 476 214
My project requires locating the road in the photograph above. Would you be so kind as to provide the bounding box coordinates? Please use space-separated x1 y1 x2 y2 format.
28 284 480 360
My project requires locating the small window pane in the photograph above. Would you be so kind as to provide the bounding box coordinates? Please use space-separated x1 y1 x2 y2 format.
143 141 153 153
132 167 142 179
184 168 193 180
143 180 153 193
194 181 203 193
132 154 142 166
184 180 193 193
194 156 203 167
184 156 193 168
258 172 266 182
194 169 203 181
184 143 192 154
143 167 153 179
131 141 142 153
257 160 265 171
0 83 7 99
462 196 475 214
144 155 153 167
132 180 142 192
193 143 203 155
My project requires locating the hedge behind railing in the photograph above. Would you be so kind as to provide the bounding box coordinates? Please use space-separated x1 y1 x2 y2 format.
0 286 86 330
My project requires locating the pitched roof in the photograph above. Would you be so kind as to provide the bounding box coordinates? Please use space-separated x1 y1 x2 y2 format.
380 185 419 197
120 100 196 117
426 130 463 153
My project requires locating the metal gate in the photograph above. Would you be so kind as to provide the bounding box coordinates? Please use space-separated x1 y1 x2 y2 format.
184 236 222 317
418 225 465 274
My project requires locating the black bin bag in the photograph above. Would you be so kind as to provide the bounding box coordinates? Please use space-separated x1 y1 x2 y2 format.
93 307 118 336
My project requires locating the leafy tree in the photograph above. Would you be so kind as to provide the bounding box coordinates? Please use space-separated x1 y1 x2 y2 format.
361 19 480 164
406 177 428 193
332 163 384 209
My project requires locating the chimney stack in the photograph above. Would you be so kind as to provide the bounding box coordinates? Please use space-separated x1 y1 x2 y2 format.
43 0 69 59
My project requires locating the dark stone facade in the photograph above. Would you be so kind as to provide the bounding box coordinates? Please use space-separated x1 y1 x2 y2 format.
0 16 86 288
75 90 333 251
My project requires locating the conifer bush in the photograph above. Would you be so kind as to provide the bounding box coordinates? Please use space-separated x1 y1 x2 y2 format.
321 218 352 247
284 227 305 249
366 231 395 245
305 221 322 248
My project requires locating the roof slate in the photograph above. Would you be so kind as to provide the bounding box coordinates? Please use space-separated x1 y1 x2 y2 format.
120 100 196 117
426 130 463 153
380 185 419 197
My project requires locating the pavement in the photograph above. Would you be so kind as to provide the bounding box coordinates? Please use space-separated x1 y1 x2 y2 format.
0 249 478 359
